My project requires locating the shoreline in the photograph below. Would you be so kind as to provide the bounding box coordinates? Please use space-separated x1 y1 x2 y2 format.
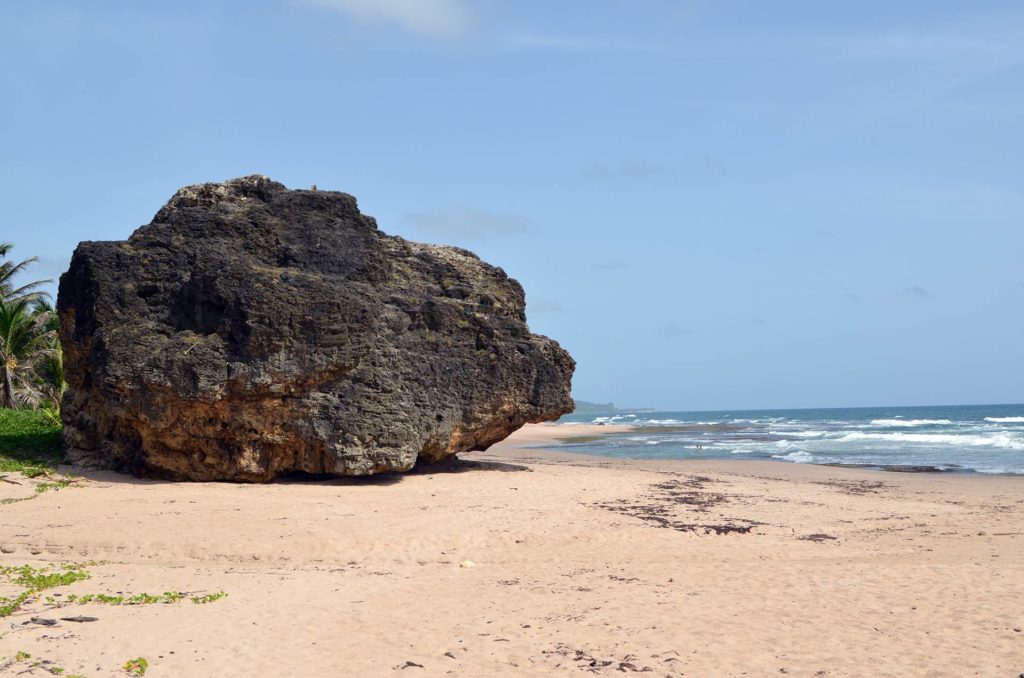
506 422 1024 477
0 424 1020 676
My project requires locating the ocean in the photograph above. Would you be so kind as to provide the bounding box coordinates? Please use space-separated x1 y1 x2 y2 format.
556 403 1024 475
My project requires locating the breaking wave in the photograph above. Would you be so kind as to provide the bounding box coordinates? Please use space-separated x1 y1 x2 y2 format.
838 431 1024 449
558 404 1024 474
870 419 951 427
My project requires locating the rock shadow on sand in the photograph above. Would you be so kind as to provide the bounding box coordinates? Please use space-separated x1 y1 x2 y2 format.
59 452 530 487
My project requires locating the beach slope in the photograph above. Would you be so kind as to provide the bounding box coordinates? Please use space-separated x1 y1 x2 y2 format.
0 424 1021 676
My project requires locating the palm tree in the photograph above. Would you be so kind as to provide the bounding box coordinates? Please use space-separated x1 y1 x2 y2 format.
0 241 51 303
0 298 56 409
31 298 66 408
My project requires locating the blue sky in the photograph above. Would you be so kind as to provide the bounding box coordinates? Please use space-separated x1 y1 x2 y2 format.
2 1 1022 410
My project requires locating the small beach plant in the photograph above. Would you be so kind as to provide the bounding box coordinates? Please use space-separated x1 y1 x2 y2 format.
123 657 148 676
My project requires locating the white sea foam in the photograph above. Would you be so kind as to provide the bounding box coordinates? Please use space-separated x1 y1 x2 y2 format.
591 415 637 424
838 431 1024 449
564 407 1024 472
784 430 831 439
773 450 813 463
870 419 952 427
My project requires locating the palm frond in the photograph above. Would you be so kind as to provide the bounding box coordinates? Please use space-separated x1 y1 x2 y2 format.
1 249 52 304
0 295 61 409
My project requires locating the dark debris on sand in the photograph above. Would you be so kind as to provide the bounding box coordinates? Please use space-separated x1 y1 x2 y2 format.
812 479 889 495
543 644 655 673
799 533 838 542
592 475 762 535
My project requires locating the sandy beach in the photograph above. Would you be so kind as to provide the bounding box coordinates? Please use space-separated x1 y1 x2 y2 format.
0 423 1022 677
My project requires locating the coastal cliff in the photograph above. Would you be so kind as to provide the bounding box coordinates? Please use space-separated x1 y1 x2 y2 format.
57 175 575 481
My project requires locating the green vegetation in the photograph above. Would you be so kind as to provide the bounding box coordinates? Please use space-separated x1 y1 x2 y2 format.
0 561 223 677
0 408 64 476
8 651 82 677
0 592 30 616
65 590 226 606
191 590 227 604
0 563 91 617
0 242 65 411
0 298 57 409
0 242 50 304
36 479 73 494
2 563 91 590
568 400 653 416
123 657 148 676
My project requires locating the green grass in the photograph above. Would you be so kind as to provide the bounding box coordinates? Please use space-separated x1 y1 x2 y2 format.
36 479 73 494
0 409 64 477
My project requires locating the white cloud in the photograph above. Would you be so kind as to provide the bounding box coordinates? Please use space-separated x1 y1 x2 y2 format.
301 0 472 40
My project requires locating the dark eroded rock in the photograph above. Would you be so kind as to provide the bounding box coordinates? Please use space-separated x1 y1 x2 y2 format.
58 176 574 481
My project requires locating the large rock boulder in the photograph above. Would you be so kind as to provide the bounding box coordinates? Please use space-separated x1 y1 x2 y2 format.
58 176 574 481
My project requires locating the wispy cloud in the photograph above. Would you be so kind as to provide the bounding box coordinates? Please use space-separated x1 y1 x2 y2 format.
745 317 767 327
581 161 677 180
500 31 674 55
500 11 1024 68
837 31 1023 63
901 285 931 299
697 155 731 177
300 0 472 40
402 207 530 239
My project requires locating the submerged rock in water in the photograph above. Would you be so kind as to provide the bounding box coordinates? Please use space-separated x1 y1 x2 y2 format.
58 175 574 481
